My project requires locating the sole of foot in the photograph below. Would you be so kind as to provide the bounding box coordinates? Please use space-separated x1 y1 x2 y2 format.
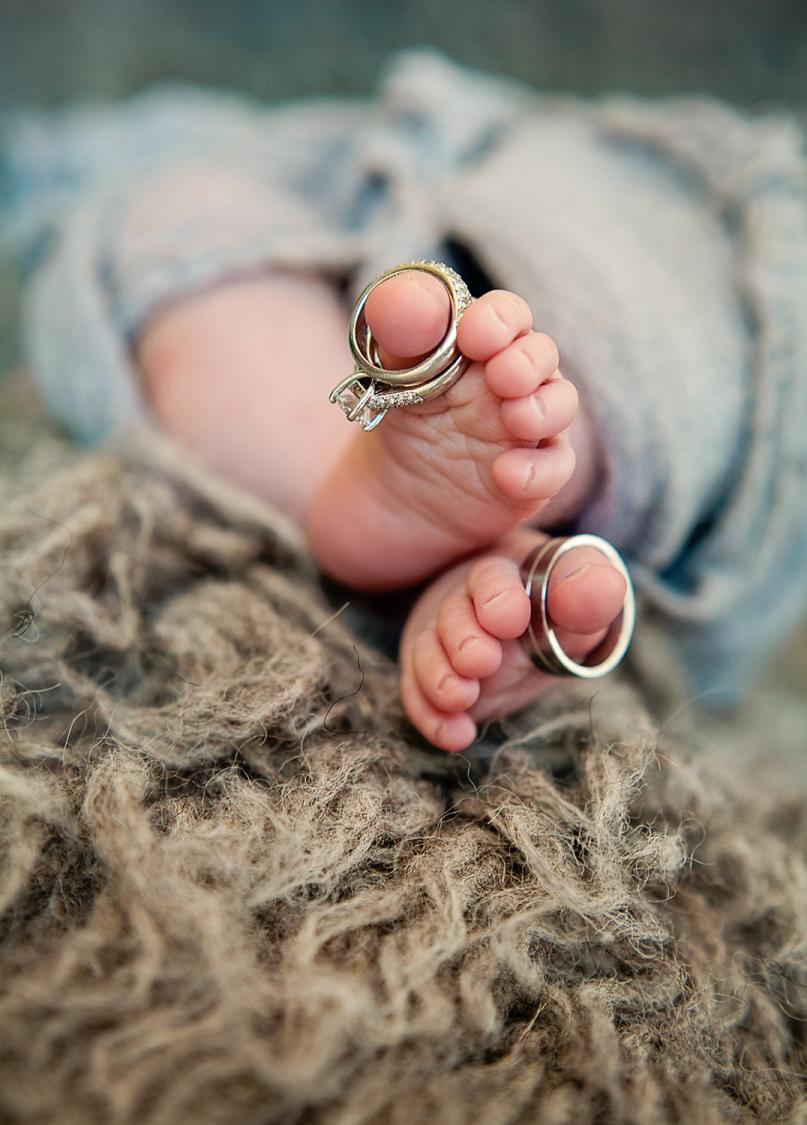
307 271 580 590
400 529 628 752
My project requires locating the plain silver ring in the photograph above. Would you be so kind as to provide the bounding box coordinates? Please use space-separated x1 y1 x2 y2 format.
519 534 636 678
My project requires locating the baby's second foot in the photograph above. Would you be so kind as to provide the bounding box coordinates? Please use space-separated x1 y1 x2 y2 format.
307 270 579 590
400 529 628 752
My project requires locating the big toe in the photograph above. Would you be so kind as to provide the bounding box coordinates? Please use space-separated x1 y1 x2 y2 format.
364 271 450 367
546 547 627 637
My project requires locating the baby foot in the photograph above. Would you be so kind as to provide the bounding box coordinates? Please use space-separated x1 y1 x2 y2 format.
400 529 628 752
307 270 579 590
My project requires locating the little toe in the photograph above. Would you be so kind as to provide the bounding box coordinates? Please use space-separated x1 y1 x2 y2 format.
467 556 532 640
500 377 579 443
492 439 576 503
457 290 533 362
437 593 503 679
401 663 478 753
485 332 560 399
364 271 450 367
546 549 628 637
412 628 481 712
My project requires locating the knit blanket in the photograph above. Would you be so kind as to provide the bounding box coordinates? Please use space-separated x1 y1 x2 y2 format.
1 388 806 1125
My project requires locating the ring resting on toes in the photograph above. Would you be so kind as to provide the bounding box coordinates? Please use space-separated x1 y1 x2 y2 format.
329 260 473 430
319 261 635 752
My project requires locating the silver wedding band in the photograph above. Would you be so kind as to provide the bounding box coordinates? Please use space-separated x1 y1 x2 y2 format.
329 260 473 431
520 534 635 678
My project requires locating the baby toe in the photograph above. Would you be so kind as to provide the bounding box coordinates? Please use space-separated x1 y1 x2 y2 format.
485 331 560 399
437 593 503 679
492 438 576 503
364 271 450 366
412 627 481 712
546 548 627 637
500 376 578 442
457 290 533 362
467 556 532 640
400 663 478 753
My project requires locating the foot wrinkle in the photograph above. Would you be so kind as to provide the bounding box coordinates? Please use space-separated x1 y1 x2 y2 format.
372 439 483 554
530 391 545 420
490 302 510 335
553 562 591 586
390 423 508 531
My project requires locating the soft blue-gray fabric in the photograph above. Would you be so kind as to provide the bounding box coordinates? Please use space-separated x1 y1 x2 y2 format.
1 48 805 702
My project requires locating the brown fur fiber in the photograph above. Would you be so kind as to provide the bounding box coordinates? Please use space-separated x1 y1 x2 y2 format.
1 416 806 1124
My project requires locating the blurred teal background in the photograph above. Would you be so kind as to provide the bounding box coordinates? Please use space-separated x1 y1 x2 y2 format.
2 0 806 108
1 0 806 372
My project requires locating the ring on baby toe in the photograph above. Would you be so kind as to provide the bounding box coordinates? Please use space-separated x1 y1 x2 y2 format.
520 534 636 679
329 259 473 431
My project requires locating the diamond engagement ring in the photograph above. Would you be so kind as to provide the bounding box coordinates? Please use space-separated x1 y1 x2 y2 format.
329 260 473 431
520 534 636 678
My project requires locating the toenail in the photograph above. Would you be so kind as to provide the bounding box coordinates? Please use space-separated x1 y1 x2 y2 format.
458 635 479 652
481 588 509 609
521 459 537 491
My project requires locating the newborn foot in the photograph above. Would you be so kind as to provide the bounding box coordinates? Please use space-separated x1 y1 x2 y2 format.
400 529 627 752
307 270 579 590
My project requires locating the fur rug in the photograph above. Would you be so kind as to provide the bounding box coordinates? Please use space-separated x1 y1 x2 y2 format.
1 399 806 1124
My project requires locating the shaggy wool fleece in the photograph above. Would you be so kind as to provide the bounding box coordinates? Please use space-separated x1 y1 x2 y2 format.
1 408 806 1124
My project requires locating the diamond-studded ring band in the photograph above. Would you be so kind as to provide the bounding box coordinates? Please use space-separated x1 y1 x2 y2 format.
329 260 473 431
520 534 636 679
